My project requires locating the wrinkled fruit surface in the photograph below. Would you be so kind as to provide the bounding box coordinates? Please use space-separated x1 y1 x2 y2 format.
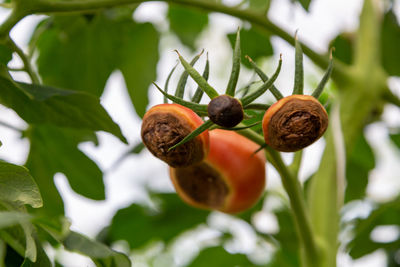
262 95 328 152
141 103 209 167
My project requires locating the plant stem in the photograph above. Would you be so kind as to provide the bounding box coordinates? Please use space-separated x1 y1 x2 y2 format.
6 38 40 84
0 231 25 257
0 120 23 132
29 0 349 83
237 126 319 267
383 89 400 107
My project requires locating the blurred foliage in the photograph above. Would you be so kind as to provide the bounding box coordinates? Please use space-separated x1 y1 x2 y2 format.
227 28 273 68
381 9 400 76
345 131 375 203
329 32 354 65
168 5 209 50
188 246 258 267
33 13 159 118
0 0 399 266
107 193 210 249
347 196 400 265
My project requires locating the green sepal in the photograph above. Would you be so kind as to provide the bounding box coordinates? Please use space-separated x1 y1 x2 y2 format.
236 81 257 98
292 32 304 95
153 83 208 115
219 121 261 130
312 52 333 99
191 52 210 103
243 103 271 111
168 120 213 151
241 56 282 106
176 50 219 99
247 56 284 100
175 50 203 98
225 28 241 96
164 62 178 104
252 143 268 156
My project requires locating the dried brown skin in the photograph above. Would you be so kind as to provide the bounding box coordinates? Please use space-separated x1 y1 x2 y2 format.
207 95 244 128
141 112 205 167
267 98 328 152
173 162 229 208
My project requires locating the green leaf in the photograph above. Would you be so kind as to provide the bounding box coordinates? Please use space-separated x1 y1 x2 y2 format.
189 246 256 267
248 0 271 13
267 205 300 267
168 5 208 49
63 231 131 267
108 193 209 248
390 133 400 148
348 196 400 259
0 44 12 66
25 126 105 217
296 0 312 11
20 239 52 267
118 22 159 117
0 161 42 208
0 76 126 143
4 244 24 267
0 212 32 229
0 221 36 262
329 32 353 65
345 132 375 202
34 16 116 97
34 15 159 118
228 28 273 68
381 9 400 76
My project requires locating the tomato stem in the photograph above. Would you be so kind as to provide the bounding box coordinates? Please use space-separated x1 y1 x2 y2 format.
236 125 320 267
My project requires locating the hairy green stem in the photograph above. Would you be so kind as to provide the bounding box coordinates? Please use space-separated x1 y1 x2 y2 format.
237 127 319 267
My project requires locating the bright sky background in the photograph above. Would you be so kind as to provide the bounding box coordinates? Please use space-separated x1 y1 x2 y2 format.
1 0 400 266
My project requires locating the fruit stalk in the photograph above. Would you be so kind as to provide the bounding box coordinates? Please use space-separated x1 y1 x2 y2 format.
237 126 319 267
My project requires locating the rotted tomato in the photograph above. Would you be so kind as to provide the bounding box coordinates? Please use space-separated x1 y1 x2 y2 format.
141 103 209 167
169 129 266 213
262 94 328 152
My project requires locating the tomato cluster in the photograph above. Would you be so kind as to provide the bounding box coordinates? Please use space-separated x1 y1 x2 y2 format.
142 103 266 214
140 30 332 213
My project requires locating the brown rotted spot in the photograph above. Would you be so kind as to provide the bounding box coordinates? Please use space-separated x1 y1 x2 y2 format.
174 162 229 208
208 95 244 128
268 98 328 152
141 112 204 167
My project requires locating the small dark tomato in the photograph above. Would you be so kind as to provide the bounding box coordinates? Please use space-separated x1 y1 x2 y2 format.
207 95 244 128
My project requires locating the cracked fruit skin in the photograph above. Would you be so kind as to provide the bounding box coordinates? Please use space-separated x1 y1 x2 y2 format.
262 94 329 152
169 129 266 214
141 103 209 167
